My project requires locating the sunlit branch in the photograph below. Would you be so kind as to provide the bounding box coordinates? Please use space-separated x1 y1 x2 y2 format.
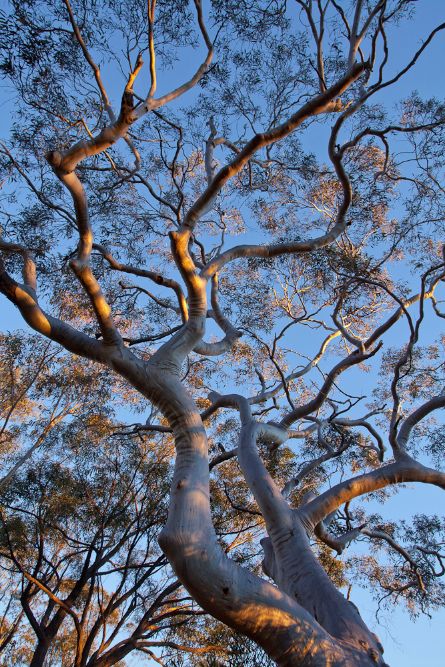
213 392 385 656
147 0 157 98
185 62 367 235
150 230 208 366
0 257 113 364
0 238 36 291
45 167 121 346
213 392 292 532
205 117 218 184
201 83 362 279
300 456 445 529
348 0 386 70
45 57 144 175
64 0 142 172
347 0 364 68
139 0 213 113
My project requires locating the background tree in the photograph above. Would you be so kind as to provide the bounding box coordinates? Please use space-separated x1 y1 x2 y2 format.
0 339 242 666
0 0 445 665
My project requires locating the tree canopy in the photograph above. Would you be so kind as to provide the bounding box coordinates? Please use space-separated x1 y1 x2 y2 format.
0 1 445 665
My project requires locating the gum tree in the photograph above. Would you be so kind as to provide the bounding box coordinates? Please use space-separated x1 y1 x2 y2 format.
1 1 445 665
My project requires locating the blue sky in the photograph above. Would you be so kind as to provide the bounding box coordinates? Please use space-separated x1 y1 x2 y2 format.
1 1 445 664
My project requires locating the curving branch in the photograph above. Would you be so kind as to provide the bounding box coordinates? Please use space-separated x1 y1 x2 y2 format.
93 243 188 321
47 0 213 179
219 391 385 660
315 520 366 556
187 62 367 236
0 257 110 364
300 455 445 530
249 331 341 405
396 394 445 450
139 0 213 114
151 375 356 666
45 167 121 347
0 238 36 292
279 343 382 430
332 294 365 351
361 528 426 592
333 416 385 461
193 274 242 356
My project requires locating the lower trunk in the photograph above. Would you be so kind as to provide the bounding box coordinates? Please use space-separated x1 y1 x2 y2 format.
30 639 51 667
265 525 384 663
139 366 387 666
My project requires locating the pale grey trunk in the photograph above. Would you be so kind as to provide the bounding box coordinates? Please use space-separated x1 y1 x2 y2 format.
112 356 385 666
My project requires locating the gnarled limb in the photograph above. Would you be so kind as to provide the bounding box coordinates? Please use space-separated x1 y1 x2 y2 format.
147 375 348 666
147 374 383 666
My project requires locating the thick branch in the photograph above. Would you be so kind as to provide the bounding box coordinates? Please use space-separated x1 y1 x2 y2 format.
300 456 445 529
0 261 110 363
186 62 367 234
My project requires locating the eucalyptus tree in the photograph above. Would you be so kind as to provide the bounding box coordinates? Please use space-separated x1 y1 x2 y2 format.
0 333 117 491
1 1 445 665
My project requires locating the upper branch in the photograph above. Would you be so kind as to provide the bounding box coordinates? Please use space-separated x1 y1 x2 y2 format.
48 1 213 177
45 168 121 347
300 456 445 529
279 343 382 430
0 258 109 364
186 61 367 236
137 0 213 114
